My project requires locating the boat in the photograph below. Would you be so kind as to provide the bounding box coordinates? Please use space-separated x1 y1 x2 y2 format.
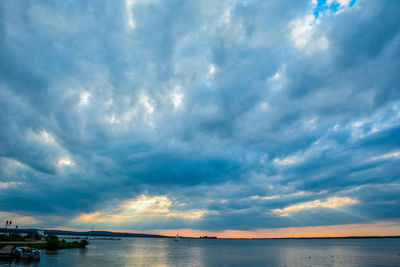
14 247 40 261
174 233 180 241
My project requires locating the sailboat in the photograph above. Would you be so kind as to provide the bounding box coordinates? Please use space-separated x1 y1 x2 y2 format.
174 233 180 241
88 226 94 240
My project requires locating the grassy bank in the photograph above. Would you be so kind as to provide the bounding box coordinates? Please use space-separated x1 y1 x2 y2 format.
47 236 89 249
0 235 88 250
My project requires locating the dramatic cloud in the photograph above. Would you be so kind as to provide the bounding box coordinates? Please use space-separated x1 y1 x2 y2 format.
0 0 399 235
272 196 359 217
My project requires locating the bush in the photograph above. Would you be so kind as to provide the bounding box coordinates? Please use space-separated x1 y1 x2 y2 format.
79 239 89 248
45 235 88 249
46 235 60 250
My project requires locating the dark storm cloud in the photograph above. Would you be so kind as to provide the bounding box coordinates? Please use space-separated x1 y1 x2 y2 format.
0 0 399 231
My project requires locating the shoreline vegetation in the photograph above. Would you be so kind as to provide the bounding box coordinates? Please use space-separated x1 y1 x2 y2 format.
0 235 89 250
0 234 88 250
0 228 169 239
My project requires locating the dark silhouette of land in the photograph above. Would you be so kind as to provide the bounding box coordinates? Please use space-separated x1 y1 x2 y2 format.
1 228 400 239
0 228 170 238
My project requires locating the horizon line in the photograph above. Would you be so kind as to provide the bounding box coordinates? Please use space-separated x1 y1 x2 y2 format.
2 227 400 240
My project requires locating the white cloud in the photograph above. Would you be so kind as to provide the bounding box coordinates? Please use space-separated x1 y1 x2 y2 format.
57 157 75 167
170 86 184 109
78 91 91 106
290 15 329 52
370 151 400 161
26 129 57 145
125 0 137 29
75 194 207 224
251 191 308 201
139 92 154 115
125 0 158 29
273 155 300 166
291 15 315 49
107 114 120 124
209 64 216 75
273 197 359 216
267 67 288 91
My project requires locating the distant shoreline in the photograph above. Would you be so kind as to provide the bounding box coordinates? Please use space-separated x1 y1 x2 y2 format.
0 228 169 239
222 236 400 240
1 228 399 240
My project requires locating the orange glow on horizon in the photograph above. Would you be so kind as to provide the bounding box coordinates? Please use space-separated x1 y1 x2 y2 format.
151 220 400 238
48 220 400 239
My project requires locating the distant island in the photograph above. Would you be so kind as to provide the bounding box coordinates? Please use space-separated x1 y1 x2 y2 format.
199 236 218 239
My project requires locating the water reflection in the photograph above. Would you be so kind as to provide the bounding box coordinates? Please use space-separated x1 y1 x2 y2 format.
44 250 58 256
164 238 204 267
0 260 12 267
78 248 87 256
11 261 40 267
1 238 399 266
123 238 204 267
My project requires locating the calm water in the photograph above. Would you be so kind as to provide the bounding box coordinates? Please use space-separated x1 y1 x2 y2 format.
1 238 400 267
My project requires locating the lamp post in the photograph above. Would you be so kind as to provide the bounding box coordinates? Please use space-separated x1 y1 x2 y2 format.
5 220 12 234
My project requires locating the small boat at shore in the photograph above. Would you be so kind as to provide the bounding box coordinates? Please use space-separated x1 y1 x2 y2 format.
0 246 40 262
14 247 40 261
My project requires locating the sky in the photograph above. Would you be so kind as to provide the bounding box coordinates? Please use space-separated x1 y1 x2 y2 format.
0 0 400 238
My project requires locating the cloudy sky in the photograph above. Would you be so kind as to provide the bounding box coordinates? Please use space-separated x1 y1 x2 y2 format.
1 0 400 237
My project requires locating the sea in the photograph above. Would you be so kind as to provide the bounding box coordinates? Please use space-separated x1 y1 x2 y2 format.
1 237 400 267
